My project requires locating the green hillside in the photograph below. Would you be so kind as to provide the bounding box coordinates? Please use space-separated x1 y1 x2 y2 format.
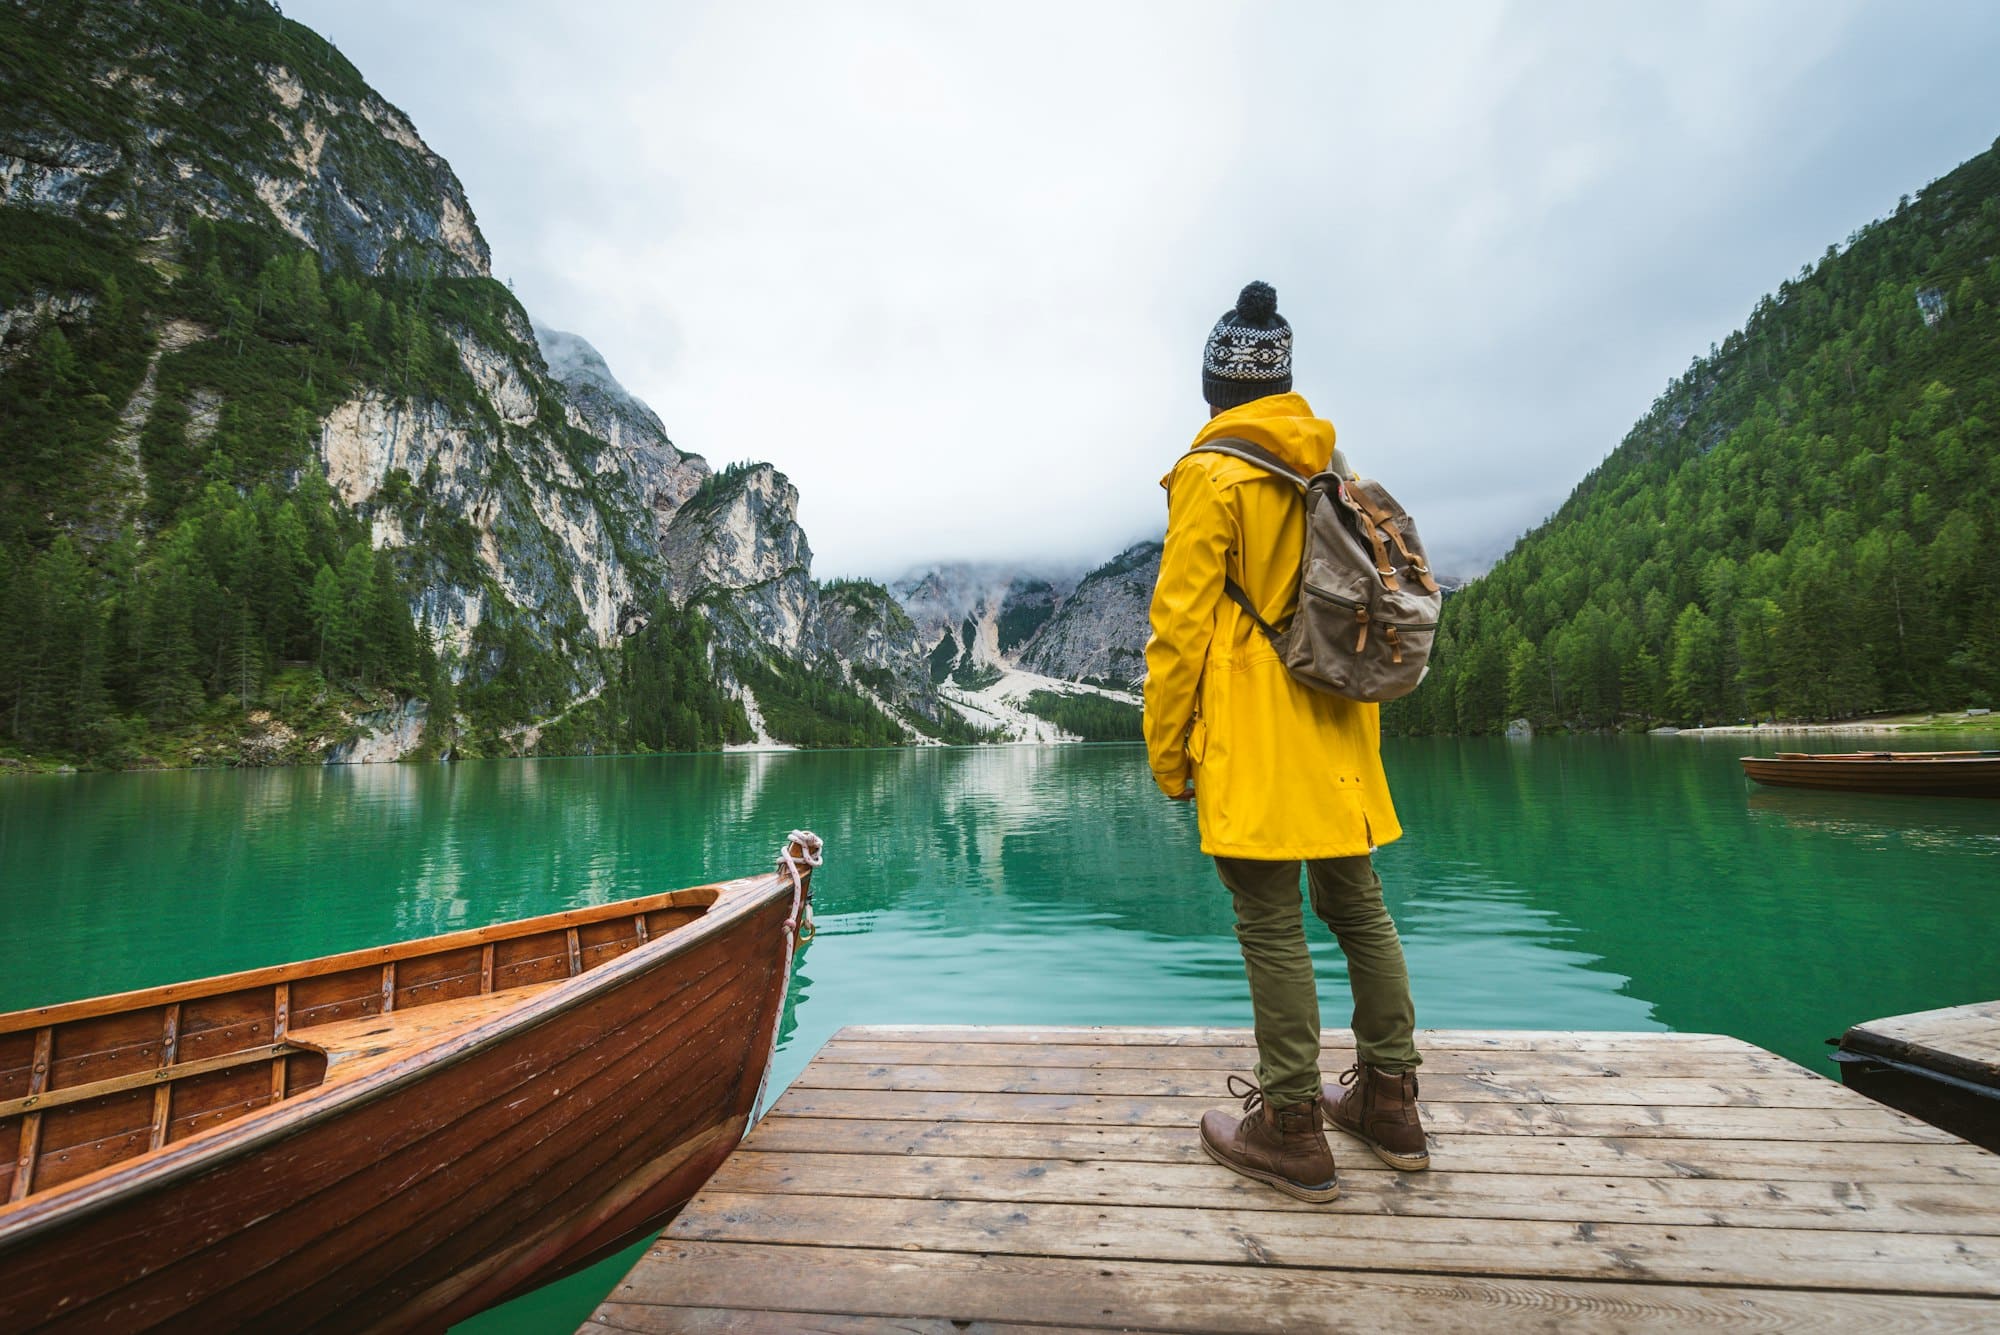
0 20 471 763
0 0 730 766
1389 137 2000 735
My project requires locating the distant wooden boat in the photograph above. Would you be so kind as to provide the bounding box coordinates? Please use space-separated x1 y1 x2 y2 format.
1831 1000 2000 1154
1739 750 2000 796
0 833 821 1333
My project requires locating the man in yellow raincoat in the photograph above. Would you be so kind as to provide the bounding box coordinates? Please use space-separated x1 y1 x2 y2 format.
1144 282 1428 1203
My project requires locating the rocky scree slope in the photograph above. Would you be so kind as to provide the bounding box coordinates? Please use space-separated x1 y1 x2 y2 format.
886 543 1166 693
1017 541 1161 687
882 555 1154 739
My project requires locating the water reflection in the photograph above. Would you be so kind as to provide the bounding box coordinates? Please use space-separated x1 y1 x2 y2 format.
1746 788 2000 853
1386 736 2000 1067
5 739 1996 1083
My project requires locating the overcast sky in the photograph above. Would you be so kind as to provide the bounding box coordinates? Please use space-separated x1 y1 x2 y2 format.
287 1 2000 580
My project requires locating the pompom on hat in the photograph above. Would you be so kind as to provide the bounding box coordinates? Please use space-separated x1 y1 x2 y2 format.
1202 280 1293 410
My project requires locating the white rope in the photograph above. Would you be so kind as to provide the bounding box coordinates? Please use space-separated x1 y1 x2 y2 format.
778 829 824 942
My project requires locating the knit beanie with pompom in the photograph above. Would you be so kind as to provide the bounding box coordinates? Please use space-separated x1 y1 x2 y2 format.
1202 281 1292 410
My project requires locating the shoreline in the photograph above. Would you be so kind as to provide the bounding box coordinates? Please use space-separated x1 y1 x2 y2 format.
1666 712 1995 738
0 735 1149 777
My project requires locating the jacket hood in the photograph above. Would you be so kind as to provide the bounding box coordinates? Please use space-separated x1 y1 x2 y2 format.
1187 391 1336 480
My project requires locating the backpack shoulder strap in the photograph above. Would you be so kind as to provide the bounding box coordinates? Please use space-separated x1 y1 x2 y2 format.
1188 436 1301 644
1222 577 1284 644
1188 437 1310 490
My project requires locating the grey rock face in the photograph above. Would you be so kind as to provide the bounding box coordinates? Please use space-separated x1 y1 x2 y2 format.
0 292 94 369
1019 541 1162 686
316 314 670 681
891 564 1079 676
819 580 951 724
659 464 823 660
1 4 489 278
532 322 709 527
327 699 430 764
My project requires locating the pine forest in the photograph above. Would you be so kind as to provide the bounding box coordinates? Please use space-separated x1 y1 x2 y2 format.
1386 141 2000 736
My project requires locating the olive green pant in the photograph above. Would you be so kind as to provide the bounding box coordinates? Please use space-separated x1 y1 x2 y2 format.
1214 855 1421 1108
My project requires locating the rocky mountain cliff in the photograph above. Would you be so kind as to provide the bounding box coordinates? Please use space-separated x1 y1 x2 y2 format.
886 549 1162 689
4 0 488 281
0 0 1147 765
533 321 709 529
891 565 1077 683
1017 541 1161 687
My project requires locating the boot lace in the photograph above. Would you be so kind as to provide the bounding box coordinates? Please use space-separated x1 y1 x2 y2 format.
1338 1061 1422 1115
1226 1074 1319 1133
1225 1073 1265 1114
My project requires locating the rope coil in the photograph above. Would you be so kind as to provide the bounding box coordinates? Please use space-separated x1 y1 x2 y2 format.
778 830 824 946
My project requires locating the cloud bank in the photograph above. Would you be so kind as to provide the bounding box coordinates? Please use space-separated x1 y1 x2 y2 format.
289 0 2000 578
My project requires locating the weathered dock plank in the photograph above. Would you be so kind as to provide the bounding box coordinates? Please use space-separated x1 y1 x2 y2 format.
769 1085 1962 1141
795 1061 1872 1108
740 1116 2000 1183
714 1149 2000 1233
587 1026 2000 1332
596 1243 2000 1334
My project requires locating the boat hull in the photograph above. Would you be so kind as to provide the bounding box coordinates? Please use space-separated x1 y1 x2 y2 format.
1832 999 2000 1156
1740 754 2000 797
1832 1052 2000 1155
0 875 798 1333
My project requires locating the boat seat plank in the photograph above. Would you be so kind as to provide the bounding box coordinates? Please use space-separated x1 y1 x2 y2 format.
294 981 566 1086
592 1026 2000 1331
0 1044 302 1121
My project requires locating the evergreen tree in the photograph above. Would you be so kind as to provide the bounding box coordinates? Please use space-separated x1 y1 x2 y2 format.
138 546 204 727
1667 604 1724 724
309 564 347 676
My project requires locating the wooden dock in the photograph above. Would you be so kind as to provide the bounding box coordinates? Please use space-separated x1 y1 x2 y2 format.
587 1025 2000 1332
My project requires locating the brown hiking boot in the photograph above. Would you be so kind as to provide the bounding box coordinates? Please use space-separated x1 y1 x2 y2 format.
1323 1062 1430 1171
1199 1075 1339 1202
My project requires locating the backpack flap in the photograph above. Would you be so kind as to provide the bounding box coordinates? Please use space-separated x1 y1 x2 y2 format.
1342 480 1441 596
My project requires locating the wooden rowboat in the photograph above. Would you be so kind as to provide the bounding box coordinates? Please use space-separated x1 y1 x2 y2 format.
1739 750 2000 797
0 832 821 1333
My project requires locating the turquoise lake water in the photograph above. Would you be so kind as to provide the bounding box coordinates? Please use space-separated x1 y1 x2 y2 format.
3 737 1996 1329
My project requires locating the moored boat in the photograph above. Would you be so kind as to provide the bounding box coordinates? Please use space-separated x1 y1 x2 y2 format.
1739 749 2000 797
1830 1000 2000 1154
0 831 821 1333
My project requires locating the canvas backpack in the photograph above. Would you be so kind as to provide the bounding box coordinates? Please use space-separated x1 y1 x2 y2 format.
1190 437 1442 703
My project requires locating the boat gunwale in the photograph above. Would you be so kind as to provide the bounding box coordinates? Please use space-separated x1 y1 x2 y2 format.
1739 754 2000 766
0 868 797 1247
0 883 730 1033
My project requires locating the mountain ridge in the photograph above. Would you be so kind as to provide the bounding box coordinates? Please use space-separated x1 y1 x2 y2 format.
1386 136 2000 734
0 0 1146 767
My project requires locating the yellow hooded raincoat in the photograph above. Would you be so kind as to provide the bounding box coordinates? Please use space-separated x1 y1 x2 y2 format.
1142 393 1403 860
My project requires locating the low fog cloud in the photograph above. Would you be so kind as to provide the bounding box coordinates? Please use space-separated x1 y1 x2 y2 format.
290 1 2000 578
